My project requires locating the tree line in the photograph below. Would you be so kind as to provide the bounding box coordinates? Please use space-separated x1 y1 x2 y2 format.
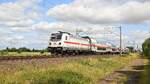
0 47 49 53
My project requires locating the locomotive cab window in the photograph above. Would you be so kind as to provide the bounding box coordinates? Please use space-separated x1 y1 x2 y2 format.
57 34 62 39
50 33 62 41
51 37 56 40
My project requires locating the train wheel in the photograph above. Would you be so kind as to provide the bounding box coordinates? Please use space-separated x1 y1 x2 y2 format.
75 51 79 55
51 52 57 57
72 51 76 56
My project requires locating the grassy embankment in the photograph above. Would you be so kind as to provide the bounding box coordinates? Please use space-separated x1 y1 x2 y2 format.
140 58 150 84
0 53 139 84
0 52 50 56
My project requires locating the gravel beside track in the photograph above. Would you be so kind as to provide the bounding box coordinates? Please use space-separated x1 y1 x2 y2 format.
0 54 117 62
0 55 50 61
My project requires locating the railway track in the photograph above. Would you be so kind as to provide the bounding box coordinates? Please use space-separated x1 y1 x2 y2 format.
0 54 119 61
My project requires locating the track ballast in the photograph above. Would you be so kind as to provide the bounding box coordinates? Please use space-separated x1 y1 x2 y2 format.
0 54 119 61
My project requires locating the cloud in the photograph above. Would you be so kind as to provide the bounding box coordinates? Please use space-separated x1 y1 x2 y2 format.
47 0 150 24
33 21 121 41
33 21 84 32
129 30 150 43
0 0 42 30
0 0 43 49
1 20 34 27
33 21 105 32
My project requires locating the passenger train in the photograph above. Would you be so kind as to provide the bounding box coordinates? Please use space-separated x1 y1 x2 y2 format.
48 31 128 56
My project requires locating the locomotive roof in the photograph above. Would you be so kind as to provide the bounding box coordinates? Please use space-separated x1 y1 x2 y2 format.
58 31 72 35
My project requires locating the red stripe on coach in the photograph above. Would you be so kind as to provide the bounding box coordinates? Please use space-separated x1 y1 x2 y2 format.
64 41 80 45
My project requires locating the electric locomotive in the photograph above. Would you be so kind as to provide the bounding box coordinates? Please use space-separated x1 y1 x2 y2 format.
48 31 121 56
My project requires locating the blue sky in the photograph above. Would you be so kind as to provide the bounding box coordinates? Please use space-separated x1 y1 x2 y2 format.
0 0 149 49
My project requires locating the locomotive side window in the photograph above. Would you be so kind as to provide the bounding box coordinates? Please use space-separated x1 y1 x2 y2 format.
65 36 67 40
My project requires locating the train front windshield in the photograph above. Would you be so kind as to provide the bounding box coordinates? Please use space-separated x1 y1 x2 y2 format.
50 33 62 41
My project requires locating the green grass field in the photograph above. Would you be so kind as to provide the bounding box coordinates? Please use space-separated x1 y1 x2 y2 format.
0 53 139 84
0 52 50 56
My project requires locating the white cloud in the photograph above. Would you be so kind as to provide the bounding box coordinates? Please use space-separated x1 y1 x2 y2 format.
33 21 102 32
33 21 121 41
1 19 34 27
47 0 150 24
0 0 42 30
0 0 43 49
33 21 82 32
129 30 150 43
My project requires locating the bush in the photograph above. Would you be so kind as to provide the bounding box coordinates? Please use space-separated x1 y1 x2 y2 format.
142 38 150 58
40 50 44 54
17 50 22 54
141 64 150 84
0 51 8 56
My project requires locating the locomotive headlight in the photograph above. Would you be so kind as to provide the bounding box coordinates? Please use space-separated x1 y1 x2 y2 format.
59 42 61 45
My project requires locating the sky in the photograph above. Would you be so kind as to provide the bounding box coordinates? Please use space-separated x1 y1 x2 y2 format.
0 0 150 49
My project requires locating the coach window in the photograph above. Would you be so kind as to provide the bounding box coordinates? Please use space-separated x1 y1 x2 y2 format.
65 36 68 40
